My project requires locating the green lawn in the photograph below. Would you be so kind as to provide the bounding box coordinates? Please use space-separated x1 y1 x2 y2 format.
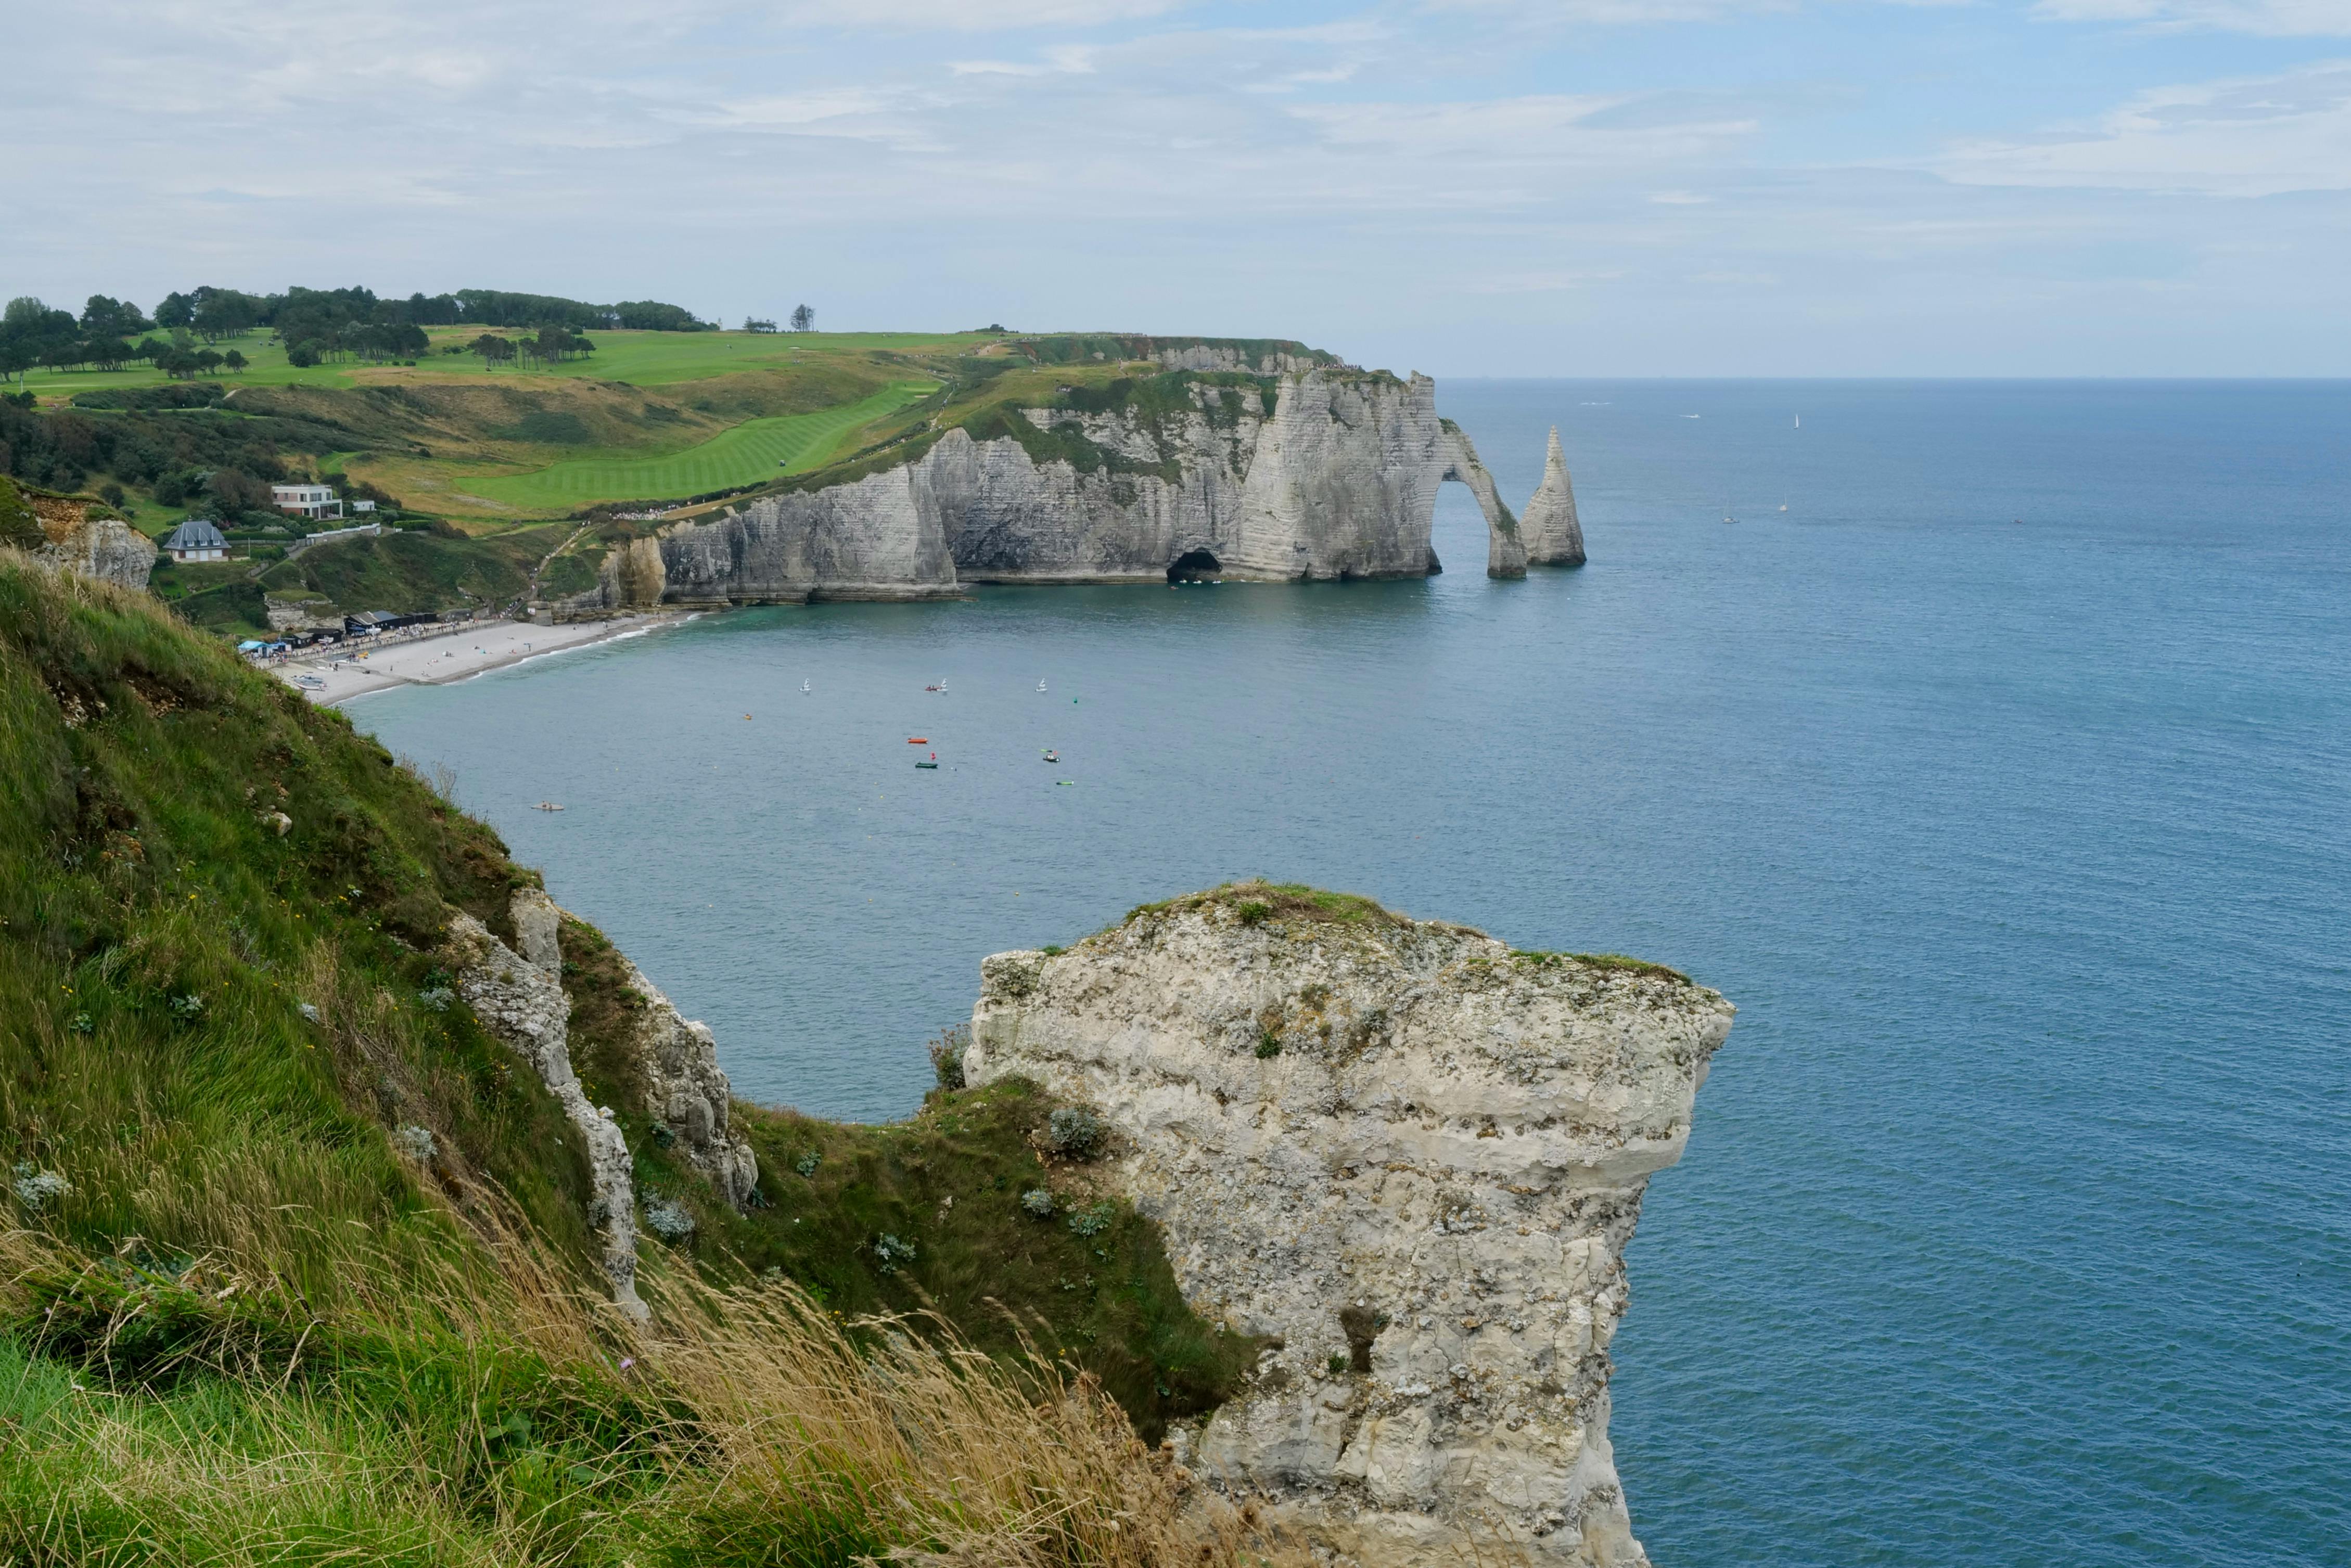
461 380 938 508
12 328 996 401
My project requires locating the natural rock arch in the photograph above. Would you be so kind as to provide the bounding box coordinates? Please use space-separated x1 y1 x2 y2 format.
1436 420 1527 578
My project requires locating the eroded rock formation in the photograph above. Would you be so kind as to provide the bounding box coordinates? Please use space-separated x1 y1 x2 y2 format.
450 906 644 1313
1522 428 1586 568
576 369 1573 609
962 889 1732 1567
3 480 157 592
451 890 759 1310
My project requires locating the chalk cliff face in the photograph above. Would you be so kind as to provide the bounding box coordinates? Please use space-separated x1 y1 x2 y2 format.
450 889 759 1313
962 890 1732 1568
43 518 157 591
584 369 1565 608
1522 428 1586 568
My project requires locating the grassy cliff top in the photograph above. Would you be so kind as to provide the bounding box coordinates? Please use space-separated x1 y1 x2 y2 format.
0 555 1272 1566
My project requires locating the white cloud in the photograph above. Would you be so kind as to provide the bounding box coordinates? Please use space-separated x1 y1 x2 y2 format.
2031 0 2351 36
1940 60 2351 195
775 0 1190 25
1292 94 1758 163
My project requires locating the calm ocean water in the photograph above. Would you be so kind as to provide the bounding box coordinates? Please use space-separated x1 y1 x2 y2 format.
357 380 2351 1567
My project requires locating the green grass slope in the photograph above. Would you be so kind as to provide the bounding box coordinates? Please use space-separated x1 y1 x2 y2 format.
0 556 1272 1567
463 380 938 509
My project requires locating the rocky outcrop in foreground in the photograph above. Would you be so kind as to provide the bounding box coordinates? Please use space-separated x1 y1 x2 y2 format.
451 889 758 1312
577 369 1585 608
2 478 156 591
963 888 1732 1567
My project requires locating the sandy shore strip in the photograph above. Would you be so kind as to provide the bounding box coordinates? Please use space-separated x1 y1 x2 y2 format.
273 614 686 704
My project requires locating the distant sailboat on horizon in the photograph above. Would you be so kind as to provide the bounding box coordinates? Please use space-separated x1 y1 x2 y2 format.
1794 414 1800 429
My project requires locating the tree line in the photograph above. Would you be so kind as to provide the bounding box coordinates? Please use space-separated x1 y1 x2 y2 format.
0 284 720 384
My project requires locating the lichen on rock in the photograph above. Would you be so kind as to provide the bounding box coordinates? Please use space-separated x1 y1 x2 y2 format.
962 883 1732 1567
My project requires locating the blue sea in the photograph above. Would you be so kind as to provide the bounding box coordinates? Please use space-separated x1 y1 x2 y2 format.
357 380 2351 1567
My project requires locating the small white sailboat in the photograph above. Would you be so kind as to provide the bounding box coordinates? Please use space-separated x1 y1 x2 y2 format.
1037 679 1047 692
1794 414 1800 429
801 678 810 693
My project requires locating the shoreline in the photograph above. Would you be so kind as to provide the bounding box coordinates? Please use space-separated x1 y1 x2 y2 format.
271 613 691 705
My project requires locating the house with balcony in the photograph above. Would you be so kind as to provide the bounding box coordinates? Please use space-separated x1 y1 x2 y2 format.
271 483 344 521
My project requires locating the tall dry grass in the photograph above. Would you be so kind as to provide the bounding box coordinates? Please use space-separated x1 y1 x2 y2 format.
0 1222 1303 1568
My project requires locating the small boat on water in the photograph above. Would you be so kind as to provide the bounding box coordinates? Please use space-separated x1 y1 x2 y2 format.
1042 750 1059 764
915 752 940 770
801 679 810 693
908 736 928 744
1055 779 1074 787
533 802 565 812
1037 679 1047 692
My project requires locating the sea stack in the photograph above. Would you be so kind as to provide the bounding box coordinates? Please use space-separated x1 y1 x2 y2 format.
962 885 1732 1567
1521 427 1586 567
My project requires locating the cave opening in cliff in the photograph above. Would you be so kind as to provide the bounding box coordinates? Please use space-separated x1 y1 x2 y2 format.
1167 549 1221 583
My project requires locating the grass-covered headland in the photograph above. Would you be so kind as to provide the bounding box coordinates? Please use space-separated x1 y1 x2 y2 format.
0 556 1285 1567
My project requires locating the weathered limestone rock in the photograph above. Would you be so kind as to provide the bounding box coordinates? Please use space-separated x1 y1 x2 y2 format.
41 517 157 591
448 909 644 1315
606 368 1543 606
655 465 962 605
1522 429 1587 568
599 940 760 1207
962 890 1732 1567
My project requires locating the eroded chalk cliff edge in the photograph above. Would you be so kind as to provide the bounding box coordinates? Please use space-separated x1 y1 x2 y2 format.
963 887 1731 1567
577 368 1576 608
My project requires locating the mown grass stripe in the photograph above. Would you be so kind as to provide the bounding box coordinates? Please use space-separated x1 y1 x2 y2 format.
464 381 936 508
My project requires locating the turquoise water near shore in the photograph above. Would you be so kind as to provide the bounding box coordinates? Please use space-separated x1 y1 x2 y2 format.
358 380 2350 1567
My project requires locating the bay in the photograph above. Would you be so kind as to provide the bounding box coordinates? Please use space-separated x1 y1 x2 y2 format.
356 379 2351 1567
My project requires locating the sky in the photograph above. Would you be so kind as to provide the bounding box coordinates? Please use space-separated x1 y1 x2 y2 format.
7 0 2349 375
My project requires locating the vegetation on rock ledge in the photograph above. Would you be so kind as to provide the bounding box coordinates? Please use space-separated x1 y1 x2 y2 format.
0 557 1291 1567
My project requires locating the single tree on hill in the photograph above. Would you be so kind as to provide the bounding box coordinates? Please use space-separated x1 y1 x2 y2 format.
789 304 814 332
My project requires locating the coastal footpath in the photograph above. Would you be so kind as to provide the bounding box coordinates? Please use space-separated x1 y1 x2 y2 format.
565 364 1586 609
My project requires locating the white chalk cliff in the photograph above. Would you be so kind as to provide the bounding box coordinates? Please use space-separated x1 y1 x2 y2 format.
962 891 1732 1567
581 369 1588 607
1521 428 1586 568
450 889 758 1313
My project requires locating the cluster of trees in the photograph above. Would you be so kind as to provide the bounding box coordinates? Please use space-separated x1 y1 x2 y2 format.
1 282 718 386
0 388 340 497
465 326 595 370
742 306 815 333
0 298 259 383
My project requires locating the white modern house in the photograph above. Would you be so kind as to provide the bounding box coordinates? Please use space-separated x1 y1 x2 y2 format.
162 518 227 562
271 483 343 520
